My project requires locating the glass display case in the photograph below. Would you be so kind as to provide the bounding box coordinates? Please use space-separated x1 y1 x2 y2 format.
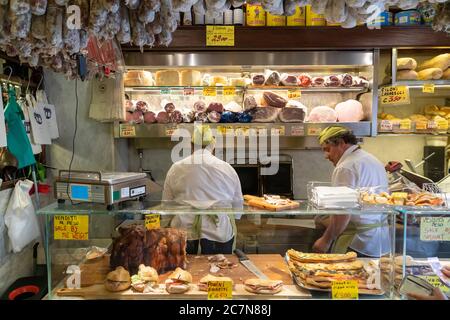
37 200 397 300
395 208 450 300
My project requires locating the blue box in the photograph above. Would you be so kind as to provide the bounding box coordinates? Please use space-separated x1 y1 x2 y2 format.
395 10 421 26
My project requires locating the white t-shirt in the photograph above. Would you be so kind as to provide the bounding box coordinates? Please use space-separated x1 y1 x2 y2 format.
332 145 391 257
162 149 243 242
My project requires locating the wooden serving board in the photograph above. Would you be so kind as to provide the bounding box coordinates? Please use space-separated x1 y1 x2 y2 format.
55 254 311 299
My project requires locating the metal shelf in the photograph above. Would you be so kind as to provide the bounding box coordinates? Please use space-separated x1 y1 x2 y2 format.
389 80 450 88
114 121 372 138
247 86 369 93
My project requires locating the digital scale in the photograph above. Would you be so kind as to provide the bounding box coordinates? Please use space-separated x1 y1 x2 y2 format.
55 170 151 210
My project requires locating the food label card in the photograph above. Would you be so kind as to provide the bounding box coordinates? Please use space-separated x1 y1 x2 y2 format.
120 124 136 137
145 214 161 230
54 215 89 240
331 280 359 300
380 86 410 105
420 217 450 241
207 281 233 300
206 26 235 46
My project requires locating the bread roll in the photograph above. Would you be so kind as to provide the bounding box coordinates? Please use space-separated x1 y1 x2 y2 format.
397 69 418 80
417 53 450 71
418 68 443 80
397 58 417 70
442 68 450 80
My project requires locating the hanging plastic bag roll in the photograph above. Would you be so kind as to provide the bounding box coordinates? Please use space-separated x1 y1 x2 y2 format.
26 93 51 145
4 179 41 253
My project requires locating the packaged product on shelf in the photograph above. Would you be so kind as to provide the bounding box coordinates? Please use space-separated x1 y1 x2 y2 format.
286 6 306 26
237 112 252 123
280 73 298 86
207 110 221 122
298 74 312 87
366 11 393 27
252 74 265 86
246 3 265 26
224 9 233 25
207 102 224 113
214 13 224 25
209 75 228 86
248 106 280 122
262 91 287 108
220 111 238 123
311 76 325 86
340 73 354 87
225 101 243 113
264 70 281 86
266 12 286 26
324 75 341 87
193 100 207 113
279 107 306 123
395 10 421 26
183 11 193 26
353 76 369 87
243 95 258 111
195 112 208 122
233 7 244 25
305 5 326 26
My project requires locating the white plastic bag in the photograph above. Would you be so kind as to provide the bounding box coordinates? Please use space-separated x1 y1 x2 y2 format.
36 90 59 140
4 180 41 253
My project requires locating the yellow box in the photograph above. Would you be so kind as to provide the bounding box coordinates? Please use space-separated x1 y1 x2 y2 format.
266 12 286 26
287 6 306 26
246 4 265 26
306 5 326 26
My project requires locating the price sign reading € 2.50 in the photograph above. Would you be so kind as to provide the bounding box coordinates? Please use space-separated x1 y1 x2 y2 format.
54 215 89 240
207 281 233 300
380 86 410 105
145 214 161 230
331 280 359 300
206 26 235 46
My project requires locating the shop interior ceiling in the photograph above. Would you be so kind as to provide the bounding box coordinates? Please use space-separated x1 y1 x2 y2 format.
0 1 449 79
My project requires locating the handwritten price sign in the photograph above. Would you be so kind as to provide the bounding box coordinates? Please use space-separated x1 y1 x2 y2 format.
203 87 217 96
54 215 89 240
223 86 236 96
206 26 235 46
207 281 232 300
145 214 161 230
331 280 359 300
287 89 301 99
380 86 410 105
418 276 450 293
422 83 435 94
420 217 450 241
120 124 136 137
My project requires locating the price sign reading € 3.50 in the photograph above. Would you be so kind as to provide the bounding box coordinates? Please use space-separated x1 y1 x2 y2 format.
331 280 359 300
206 26 235 46
207 281 233 300
54 215 89 240
381 86 410 105
145 214 161 230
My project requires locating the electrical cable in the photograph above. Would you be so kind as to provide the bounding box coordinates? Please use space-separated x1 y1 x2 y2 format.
66 78 79 205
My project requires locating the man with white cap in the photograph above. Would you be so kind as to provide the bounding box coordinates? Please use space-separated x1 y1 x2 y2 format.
313 125 391 257
162 125 243 254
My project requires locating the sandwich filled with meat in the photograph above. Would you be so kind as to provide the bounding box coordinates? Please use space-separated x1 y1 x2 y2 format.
131 264 159 292
165 267 192 294
244 278 283 294
105 266 131 292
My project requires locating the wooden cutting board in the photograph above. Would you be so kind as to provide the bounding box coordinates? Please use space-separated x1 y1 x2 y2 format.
55 254 311 299
245 198 300 211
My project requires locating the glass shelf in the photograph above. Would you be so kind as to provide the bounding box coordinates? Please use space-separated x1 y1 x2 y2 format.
37 200 395 216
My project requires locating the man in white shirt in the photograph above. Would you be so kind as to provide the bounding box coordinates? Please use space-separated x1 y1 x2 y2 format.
162 125 243 254
313 126 391 257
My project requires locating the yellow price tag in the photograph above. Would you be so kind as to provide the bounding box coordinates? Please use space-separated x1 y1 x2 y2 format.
436 119 449 131
418 276 450 293
308 127 322 136
223 86 236 96
415 120 428 131
331 280 359 300
422 83 435 94
145 214 161 230
380 86 410 105
54 215 89 240
120 124 136 137
287 89 301 99
271 126 285 136
206 26 235 46
203 87 217 96
207 281 233 300
399 119 411 130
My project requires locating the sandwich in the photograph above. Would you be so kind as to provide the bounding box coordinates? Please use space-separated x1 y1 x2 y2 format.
287 249 357 263
105 266 131 292
165 267 192 294
244 279 283 294
131 264 159 292
197 274 234 292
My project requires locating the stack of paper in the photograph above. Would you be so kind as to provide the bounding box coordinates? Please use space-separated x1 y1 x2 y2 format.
312 186 359 209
